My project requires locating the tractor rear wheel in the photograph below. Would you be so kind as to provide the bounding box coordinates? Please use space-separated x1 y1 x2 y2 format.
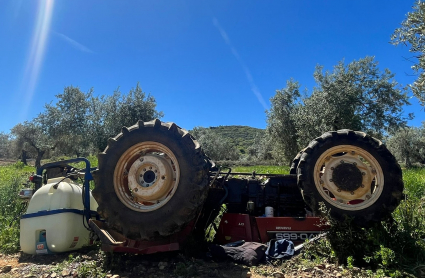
92 119 211 240
296 129 403 226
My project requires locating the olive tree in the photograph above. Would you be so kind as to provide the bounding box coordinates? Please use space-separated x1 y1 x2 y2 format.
392 1 425 106
0 132 11 158
11 121 51 168
191 127 240 161
267 57 411 164
386 125 425 167
266 79 301 163
99 84 163 150
38 86 93 157
37 83 163 155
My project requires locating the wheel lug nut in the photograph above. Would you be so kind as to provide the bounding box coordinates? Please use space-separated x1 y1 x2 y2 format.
149 167 152 169
353 162 357 166
134 188 138 192
350 191 354 195
340 160 344 164
331 167 334 170
360 184 364 188
362 172 366 176
351 151 355 155
337 189 341 192
329 179 333 182
161 176 166 180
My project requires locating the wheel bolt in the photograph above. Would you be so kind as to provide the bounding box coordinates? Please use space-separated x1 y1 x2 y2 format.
149 166 152 169
337 189 341 192
340 160 344 164
351 151 355 155
353 162 357 166
329 179 333 182
350 191 354 195
362 172 366 176
134 188 138 192
161 176 166 180
360 184 365 188
143 168 146 172
139 158 144 162
331 167 334 170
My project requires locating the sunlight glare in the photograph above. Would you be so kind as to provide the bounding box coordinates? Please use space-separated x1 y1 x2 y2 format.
21 0 54 119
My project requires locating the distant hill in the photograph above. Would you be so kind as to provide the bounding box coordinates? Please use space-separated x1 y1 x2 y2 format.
193 125 265 154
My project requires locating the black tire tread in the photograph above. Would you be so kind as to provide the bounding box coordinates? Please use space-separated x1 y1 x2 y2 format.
296 130 403 226
92 119 211 240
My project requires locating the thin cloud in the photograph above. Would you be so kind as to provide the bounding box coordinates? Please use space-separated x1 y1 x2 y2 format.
54 31 94 53
213 17 268 110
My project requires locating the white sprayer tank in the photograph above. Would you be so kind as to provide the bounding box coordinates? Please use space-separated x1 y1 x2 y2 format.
20 178 98 254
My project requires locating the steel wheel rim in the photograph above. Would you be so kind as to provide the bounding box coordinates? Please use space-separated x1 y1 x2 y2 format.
313 145 384 211
114 141 180 212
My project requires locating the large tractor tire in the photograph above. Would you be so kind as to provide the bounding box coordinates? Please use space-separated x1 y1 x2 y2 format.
92 119 211 240
296 129 403 226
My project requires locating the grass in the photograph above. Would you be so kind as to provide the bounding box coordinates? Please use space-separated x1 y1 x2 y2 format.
0 162 35 253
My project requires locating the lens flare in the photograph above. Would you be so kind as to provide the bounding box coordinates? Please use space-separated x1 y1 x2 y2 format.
20 0 54 119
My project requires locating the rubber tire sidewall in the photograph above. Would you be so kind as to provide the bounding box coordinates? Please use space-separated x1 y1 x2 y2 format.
93 123 209 240
297 131 403 226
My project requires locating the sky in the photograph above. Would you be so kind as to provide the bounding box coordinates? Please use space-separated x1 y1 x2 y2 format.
0 0 422 133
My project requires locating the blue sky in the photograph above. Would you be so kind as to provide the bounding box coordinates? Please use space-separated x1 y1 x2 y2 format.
0 0 422 133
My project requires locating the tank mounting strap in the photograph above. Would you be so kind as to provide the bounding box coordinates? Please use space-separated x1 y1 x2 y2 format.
21 208 98 219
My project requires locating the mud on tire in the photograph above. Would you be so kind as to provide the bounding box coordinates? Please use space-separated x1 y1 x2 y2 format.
92 119 211 240
297 129 403 226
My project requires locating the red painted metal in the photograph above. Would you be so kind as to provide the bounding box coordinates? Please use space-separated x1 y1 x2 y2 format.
255 216 323 243
215 213 325 245
215 213 259 244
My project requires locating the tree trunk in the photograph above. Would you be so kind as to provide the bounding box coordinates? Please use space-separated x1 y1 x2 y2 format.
35 150 45 170
405 155 412 168
21 150 27 165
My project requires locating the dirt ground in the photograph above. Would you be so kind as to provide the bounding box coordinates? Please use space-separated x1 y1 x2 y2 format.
0 245 395 278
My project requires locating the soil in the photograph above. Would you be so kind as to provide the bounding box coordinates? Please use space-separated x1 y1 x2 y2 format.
0 246 394 278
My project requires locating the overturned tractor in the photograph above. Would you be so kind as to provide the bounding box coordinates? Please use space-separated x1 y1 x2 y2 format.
21 119 403 254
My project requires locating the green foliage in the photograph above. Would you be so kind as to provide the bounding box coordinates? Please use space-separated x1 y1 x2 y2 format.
0 164 34 253
392 0 425 106
12 83 163 163
191 127 240 161
386 125 425 167
77 260 107 278
267 79 301 163
0 132 11 158
191 126 264 160
232 165 290 174
267 57 410 164
403 167 425 199
306 167 425 277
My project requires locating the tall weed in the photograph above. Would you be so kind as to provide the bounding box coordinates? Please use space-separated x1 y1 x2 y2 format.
0 164 34 253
